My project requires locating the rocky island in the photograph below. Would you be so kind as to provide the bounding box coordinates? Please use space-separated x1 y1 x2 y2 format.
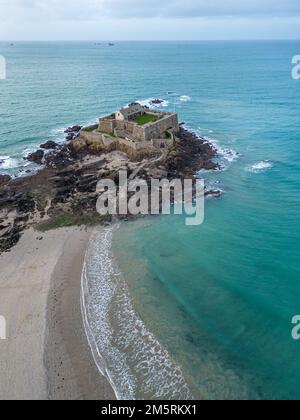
0 103 220 254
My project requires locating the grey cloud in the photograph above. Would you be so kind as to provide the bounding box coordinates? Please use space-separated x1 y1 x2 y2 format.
1 0 300 22
101 0 300 18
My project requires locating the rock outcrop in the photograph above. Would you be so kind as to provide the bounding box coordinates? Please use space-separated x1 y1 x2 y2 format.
26 150 44 164
0 126 220 253
0 175 11 187
40 140 60 150
64 125 82 134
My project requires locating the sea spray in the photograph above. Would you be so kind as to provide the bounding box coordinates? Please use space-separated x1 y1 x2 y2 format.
81 224 193 400
246 161 274 173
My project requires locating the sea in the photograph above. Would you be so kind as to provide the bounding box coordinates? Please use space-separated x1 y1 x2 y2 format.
1 41 300 400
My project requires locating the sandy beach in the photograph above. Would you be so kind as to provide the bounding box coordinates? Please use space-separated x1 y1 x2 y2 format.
0 226 115 400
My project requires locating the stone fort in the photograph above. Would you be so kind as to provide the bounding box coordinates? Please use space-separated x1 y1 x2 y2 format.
77 103 179 153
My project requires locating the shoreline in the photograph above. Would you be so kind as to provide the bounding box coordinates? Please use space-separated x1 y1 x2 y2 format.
81 223 193 400
44 225 116 400
80 226 122 400
0 226 115 400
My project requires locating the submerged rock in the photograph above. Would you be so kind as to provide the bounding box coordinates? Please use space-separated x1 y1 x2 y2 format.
151 99 164 105
205 189 223 198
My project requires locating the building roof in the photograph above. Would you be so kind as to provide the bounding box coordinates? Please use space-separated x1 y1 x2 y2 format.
118 103 143 119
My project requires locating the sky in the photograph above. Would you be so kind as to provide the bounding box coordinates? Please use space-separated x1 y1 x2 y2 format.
0 0 300 41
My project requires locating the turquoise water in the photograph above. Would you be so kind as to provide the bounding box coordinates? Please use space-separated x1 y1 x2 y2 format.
1 41 300 399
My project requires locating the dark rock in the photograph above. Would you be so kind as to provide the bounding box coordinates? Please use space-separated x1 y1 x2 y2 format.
51 174 77 188
15 215 29 223
77 179 98 193
40 140 60 150
64 125 82 134
150 99 164 105
0 224 23 253
0 174 11 187
201 161 219 171
44 145 77 169
205 189 223 198
17 194 35 213
164 127 219 177
26 150 44 164
66 133 76 141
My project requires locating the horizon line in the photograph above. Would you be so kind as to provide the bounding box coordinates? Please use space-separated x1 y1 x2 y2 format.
1 39 300 42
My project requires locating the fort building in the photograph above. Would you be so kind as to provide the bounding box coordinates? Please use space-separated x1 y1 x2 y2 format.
77 103 180 153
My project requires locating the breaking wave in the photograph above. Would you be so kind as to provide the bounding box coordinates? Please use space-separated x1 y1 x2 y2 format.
180 95 191 102
181 124 240 171
0 153 36 176
81 225 193 400
207 137 240 168
136 98 170 109
247 161 274 173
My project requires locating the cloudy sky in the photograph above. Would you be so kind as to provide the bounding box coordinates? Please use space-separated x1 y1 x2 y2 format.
0 0 299 40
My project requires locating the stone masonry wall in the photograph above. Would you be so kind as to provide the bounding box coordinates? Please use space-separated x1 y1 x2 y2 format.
99 112 178 141
99 119 115 134
132 113 179 142
78 130 155 152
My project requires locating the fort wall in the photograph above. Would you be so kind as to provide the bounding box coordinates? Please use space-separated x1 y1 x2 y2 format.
77 126 175 152
132 113 179 141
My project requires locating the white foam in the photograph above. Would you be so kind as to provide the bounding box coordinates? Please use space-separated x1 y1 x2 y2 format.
204 136 239 164
0 156 22 170
136 98 170 109
247 161 273 173
180 95 191 102
181 125 239 172
137 94 191 109
81 225 193 400
49 127 67 144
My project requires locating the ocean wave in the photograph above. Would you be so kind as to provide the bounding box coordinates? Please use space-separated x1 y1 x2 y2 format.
136 94 191 109
49 126 67 143
81 225 193 400
136 98 170 109
0 151 42 178
204 136 239 164
0 155 24 171
180 95 191 102
247 160 273 173
181 125 239 171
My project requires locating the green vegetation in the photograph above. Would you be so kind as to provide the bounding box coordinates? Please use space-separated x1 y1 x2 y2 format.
83 124 98 132
135 113 159 126
96 129 116 137
37 212 104 232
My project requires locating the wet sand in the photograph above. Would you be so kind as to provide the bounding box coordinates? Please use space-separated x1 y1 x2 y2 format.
0 227 115 400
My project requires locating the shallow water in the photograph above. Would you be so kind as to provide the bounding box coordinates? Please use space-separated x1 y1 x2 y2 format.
81 226 192 400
